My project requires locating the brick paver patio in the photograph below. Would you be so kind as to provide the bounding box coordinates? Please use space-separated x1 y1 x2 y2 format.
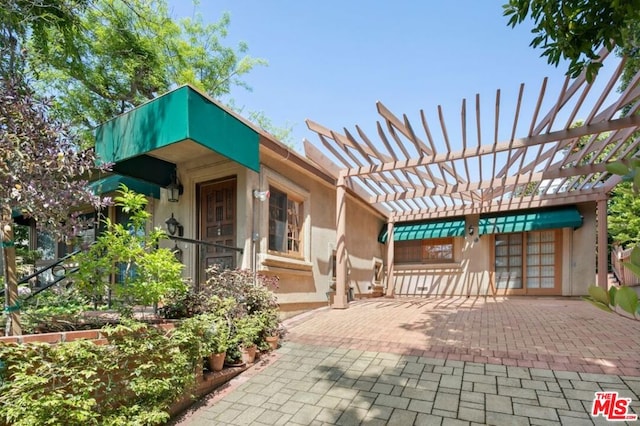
172 297 640 425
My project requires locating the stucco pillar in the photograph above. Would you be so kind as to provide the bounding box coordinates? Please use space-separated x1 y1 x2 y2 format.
597 198 608 289
333 175 348 309
385 220 395 298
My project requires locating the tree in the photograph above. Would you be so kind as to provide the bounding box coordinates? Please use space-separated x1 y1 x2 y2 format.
28 0 267 135
0 75 109 336
609 182 640 247
504 0 640 81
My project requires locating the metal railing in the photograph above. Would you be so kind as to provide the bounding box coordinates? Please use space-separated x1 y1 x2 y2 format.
1 248 82 301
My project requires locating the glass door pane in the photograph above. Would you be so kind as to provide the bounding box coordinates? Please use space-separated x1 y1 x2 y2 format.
526 230 555 289
495 234 523 289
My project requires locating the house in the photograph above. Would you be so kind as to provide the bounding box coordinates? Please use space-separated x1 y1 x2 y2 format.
93 85 386 315
15 50 640 314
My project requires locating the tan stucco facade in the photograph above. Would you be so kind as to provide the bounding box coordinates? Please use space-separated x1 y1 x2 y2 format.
388 202 597 297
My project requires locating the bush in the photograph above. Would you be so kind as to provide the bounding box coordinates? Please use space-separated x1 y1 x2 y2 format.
0 321 198 426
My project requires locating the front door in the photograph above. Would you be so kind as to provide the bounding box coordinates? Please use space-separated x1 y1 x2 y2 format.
199 177 237 280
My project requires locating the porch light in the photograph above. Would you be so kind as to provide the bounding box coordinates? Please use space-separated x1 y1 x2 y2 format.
468 225 475 236
167 171 183 203
165 213 184 237
253 189 270 201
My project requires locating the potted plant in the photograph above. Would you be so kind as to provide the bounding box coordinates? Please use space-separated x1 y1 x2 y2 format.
259 309 282 351
233 315 262 364
205 317 229 372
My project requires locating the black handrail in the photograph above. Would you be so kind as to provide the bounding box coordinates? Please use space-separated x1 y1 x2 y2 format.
167 235 244 254
23 267 79 300
17 248 83 286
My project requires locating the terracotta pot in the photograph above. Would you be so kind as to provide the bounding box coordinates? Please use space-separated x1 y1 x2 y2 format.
241 344 257 364
208 352 226 372
265 335 279 350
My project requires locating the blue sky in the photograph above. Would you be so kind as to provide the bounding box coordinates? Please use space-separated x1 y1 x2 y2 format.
167 1 595 152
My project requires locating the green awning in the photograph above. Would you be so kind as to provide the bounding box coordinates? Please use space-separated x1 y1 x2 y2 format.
89 175 161 199
479 206 583 235
95 85 260 186
378 219 466 243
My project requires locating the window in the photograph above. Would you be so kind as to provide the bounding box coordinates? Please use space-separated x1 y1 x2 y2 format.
395 238 455 263
268 186 303 256
494 230 559 292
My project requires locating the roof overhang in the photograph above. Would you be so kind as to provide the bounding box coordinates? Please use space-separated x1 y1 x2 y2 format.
95 85 260 186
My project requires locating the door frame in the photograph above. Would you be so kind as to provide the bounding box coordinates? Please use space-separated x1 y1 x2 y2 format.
196 175 238 284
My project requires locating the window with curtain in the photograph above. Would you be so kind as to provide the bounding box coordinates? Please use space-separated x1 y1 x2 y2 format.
268 186 304 256
395 238 454 263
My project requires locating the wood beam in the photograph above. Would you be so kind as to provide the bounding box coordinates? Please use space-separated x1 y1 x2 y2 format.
344 115 640 177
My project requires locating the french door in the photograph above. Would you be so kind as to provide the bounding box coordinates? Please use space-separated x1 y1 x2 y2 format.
493 230 561 295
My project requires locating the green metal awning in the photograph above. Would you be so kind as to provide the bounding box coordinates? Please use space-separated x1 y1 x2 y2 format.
378 219 466 243
89 175 161 199
479 206 583 235
95 85 260 186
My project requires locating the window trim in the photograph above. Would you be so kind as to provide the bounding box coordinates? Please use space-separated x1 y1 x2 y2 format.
491 230 562 296
261 167 311 264
394 237 459 264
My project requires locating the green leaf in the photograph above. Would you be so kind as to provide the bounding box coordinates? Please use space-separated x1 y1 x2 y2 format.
631 246 640 266
606 161 630 176
588 285 610 305
583 296 613 312
622 261 640 279
616 286 639 316
609 286 617 306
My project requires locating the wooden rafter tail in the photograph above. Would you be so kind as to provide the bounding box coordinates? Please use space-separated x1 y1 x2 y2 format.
461 98 471 183
387 121 426 190
437 104 464 185
546 75 571 134
375 122 422 191
303 139 341 178
584 56 627 125
318 133 353 170
529 77 549 138
490 89 501 187
474 94 484 184
402 114 432 156
377 101 433 156
359 122 439 187
343 128 376 167
420 109 450 186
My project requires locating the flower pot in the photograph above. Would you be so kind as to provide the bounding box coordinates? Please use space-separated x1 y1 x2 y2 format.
265 335 279 350
208 352 226 372
241 344 257 364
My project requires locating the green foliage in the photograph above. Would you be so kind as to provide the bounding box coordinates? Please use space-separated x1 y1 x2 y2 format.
0 321 197 425
29 0 266 134
72 186 187 316
585 284 640 319
504 0 640 82
19 288 96 334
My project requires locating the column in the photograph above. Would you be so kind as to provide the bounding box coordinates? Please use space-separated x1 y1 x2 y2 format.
333 175 348 309
385 220 395 298
597 198 608 289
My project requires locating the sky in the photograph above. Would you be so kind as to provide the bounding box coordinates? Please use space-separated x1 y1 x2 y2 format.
166 1 612 154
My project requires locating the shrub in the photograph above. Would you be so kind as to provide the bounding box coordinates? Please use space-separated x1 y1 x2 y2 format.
0 321 198 426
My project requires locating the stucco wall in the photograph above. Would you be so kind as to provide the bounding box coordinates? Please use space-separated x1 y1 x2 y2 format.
389 204 597 297
256 155 385 309
569 202 597 295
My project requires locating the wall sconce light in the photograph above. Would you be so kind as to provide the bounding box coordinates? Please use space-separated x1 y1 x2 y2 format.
253 189 270 201
468 225 475 236
165 213 184 237
167 171 183 203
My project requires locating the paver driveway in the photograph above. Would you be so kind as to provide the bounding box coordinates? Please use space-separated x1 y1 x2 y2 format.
172 297 640 425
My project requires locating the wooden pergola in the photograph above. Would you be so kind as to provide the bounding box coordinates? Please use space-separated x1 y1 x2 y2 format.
304 50 640 308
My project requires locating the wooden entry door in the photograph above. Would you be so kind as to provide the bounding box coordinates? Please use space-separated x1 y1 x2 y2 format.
199 178 237 280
